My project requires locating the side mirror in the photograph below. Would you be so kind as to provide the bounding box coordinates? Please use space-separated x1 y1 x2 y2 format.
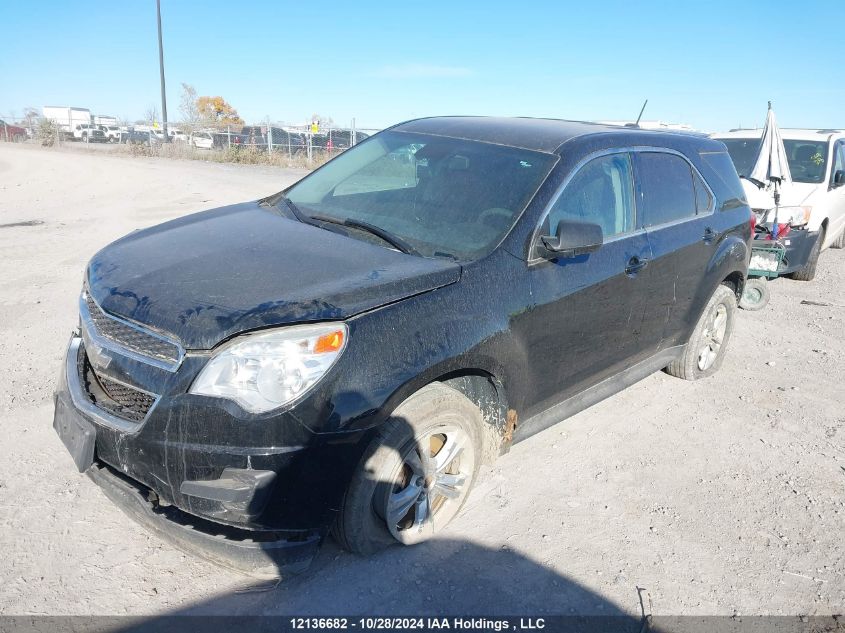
832 170 845 188
536 220 603 260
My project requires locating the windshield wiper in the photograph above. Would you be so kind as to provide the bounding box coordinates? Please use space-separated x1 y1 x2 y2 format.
343 219 420 256
309 214 419 256
278 195 317 226
278 200 419 256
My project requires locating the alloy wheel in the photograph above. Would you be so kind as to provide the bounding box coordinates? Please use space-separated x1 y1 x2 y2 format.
381 426 475 545
697 302 728 371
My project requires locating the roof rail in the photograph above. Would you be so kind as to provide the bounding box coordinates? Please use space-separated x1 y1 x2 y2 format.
817 129 842 134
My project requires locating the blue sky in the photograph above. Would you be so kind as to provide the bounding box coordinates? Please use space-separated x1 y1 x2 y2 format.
2 0 843 132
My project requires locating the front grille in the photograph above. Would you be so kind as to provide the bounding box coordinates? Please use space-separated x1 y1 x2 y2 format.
84 292 181 365
77 344 156 422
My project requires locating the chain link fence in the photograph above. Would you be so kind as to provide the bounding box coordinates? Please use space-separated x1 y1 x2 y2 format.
0 110 381 168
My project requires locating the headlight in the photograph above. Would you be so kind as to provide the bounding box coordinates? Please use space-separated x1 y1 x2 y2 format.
190 323 347 413
775 205 812 227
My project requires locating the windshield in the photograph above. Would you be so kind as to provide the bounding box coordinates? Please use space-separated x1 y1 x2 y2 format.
283 131 556 260
721 138 830 184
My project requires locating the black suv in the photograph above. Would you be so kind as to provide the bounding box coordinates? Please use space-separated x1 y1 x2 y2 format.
53 117 751 576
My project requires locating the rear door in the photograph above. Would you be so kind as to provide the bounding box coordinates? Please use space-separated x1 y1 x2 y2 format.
635 150 717 350
521 152 654 415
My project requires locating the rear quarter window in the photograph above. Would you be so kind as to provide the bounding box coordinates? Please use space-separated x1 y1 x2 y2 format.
699 151 748 211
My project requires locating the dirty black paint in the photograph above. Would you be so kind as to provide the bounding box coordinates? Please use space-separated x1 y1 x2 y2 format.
54 118 751 546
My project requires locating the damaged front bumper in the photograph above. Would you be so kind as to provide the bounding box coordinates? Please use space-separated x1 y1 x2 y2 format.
86 460 319 578
52 335 359 577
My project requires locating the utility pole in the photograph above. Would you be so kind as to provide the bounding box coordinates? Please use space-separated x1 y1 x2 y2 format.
156 0 169 139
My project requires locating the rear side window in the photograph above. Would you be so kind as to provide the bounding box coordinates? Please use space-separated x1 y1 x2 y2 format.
547 153 635 238
699 151 747 211
637 152 697 227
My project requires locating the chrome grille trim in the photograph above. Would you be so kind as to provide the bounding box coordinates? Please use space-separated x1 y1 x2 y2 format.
80 290 184 371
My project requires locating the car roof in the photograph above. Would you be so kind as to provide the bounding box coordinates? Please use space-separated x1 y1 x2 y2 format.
392 116 719 154
712 128 844 142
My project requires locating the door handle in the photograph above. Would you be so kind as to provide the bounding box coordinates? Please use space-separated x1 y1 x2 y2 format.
702 227 717 243
625 256 648 276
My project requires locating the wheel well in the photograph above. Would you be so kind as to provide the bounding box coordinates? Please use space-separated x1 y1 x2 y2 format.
435 370 511 464
721 271 745 299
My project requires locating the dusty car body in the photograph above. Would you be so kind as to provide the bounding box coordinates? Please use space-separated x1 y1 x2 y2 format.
53 117 752 576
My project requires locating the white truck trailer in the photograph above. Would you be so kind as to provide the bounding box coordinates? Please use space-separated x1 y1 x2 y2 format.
42 106 91 137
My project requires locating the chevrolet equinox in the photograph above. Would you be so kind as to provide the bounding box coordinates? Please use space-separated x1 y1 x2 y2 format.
53 117 752 576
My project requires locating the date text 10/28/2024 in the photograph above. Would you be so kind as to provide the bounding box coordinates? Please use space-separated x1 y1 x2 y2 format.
290 618 547 631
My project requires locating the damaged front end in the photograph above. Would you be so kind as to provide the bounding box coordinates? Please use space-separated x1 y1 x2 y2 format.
52 289 363 577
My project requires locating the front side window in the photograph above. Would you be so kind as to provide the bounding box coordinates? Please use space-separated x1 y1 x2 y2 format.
546 153 635 239
285 131 557 260
637 152 697 227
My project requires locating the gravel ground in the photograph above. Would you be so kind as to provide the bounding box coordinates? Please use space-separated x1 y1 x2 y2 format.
0 143 843 617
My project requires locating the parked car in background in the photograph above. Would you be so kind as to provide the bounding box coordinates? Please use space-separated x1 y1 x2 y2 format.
120 129 151 145
237 126 309 154
168 128 188 142
190 131 214 149
0 119 27 142
100 125 121 143
53 117 752 576
311 129 368 151
73 123 106 143
713 128 845 280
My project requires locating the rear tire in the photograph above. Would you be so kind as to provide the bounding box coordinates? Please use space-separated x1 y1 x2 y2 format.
832 227 845 249
333 383 482 555
789 228 825 281
739 277 770 311
665 284 736 381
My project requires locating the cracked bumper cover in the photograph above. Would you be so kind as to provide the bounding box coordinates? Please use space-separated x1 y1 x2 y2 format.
87 461 320 578
52 335 366 576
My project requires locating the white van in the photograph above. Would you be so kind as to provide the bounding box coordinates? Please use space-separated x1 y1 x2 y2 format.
713 128 845 280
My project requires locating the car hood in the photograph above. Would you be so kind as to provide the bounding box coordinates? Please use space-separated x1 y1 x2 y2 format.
86 201 461 349
742 179 820 209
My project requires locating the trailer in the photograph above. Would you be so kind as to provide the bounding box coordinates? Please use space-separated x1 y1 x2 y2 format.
42 106 90 137
92 115 118 126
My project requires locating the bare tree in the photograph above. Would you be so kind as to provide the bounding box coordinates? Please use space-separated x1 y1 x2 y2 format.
179 83 199 130
144 104 160 126
23 107 39 129
310 113 335 129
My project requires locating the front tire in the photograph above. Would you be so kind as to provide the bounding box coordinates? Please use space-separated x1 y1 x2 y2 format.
790 228 825 281
665 284 736 381
832 227 845 250
333 383 482 555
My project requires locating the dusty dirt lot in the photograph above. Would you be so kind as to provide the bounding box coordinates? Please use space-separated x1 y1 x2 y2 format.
0 143 843 617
